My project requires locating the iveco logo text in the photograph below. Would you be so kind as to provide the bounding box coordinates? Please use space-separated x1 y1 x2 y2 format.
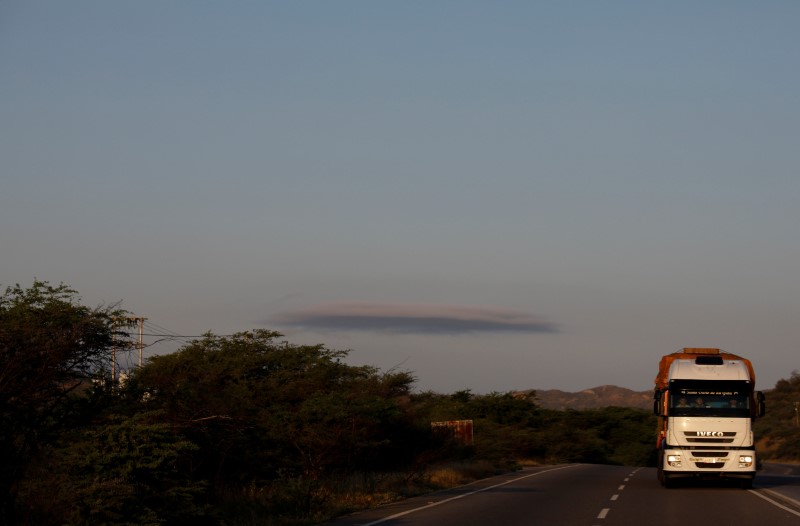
695 431 724 437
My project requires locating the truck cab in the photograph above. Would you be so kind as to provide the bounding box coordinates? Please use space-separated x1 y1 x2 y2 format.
653 348 765 488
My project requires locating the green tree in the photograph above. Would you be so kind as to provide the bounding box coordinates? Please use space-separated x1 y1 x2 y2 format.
408 390 540 465
0 280 126 524
129 330 417 517
754 372 800 461
17 412 208 526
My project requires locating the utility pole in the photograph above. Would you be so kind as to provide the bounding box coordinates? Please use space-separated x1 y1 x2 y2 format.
135 316 147 367
794 402 799 427
111 316 147 387
111 323 117 386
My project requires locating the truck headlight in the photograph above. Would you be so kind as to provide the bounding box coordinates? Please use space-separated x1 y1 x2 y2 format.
667 454 682 467
739 455 753 467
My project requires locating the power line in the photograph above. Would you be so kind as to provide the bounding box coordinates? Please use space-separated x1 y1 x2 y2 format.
142 320 184 337
141 320 238 339
112 319 244 375
138 332 213 338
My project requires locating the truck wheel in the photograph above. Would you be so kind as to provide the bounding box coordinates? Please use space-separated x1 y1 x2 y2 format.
740 478 753 490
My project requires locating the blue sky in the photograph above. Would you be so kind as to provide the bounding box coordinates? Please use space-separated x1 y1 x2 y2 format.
2 1 799 393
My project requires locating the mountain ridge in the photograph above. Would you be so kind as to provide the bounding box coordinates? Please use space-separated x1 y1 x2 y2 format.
522 385 652 410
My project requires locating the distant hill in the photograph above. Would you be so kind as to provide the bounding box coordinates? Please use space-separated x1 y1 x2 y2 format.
523 385 652 411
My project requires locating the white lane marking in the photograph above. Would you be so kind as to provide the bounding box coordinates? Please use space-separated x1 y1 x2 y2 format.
749 489 800 518
359 464 581 526
599 469 639 521
761 488 800 508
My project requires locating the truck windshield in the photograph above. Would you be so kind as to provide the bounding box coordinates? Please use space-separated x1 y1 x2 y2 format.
669 380 751 418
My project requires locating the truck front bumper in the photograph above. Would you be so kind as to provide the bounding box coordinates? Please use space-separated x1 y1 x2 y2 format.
662 448 756 480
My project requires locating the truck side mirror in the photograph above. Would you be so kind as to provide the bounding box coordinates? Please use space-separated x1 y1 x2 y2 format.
653 391 663 416
756 391 766 418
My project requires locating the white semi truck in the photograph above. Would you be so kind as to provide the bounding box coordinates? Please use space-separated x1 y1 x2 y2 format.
653 348 765 488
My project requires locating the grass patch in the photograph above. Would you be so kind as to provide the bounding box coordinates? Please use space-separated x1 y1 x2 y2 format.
216 460 516 526
318 460 511 522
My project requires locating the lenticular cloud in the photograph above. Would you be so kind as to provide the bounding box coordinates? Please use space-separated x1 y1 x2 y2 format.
271 302 557 334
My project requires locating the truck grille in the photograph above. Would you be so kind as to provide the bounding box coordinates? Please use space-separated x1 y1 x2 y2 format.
683 431 736 444
691 452 729 469
695 462 726 469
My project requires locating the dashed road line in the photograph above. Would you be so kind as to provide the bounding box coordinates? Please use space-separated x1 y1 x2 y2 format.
595 468 641 523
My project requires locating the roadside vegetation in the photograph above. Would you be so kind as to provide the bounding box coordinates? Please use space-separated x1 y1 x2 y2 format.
5 280 795 525
754 371 800 462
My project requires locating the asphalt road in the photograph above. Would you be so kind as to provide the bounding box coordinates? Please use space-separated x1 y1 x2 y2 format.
322 463 800 525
